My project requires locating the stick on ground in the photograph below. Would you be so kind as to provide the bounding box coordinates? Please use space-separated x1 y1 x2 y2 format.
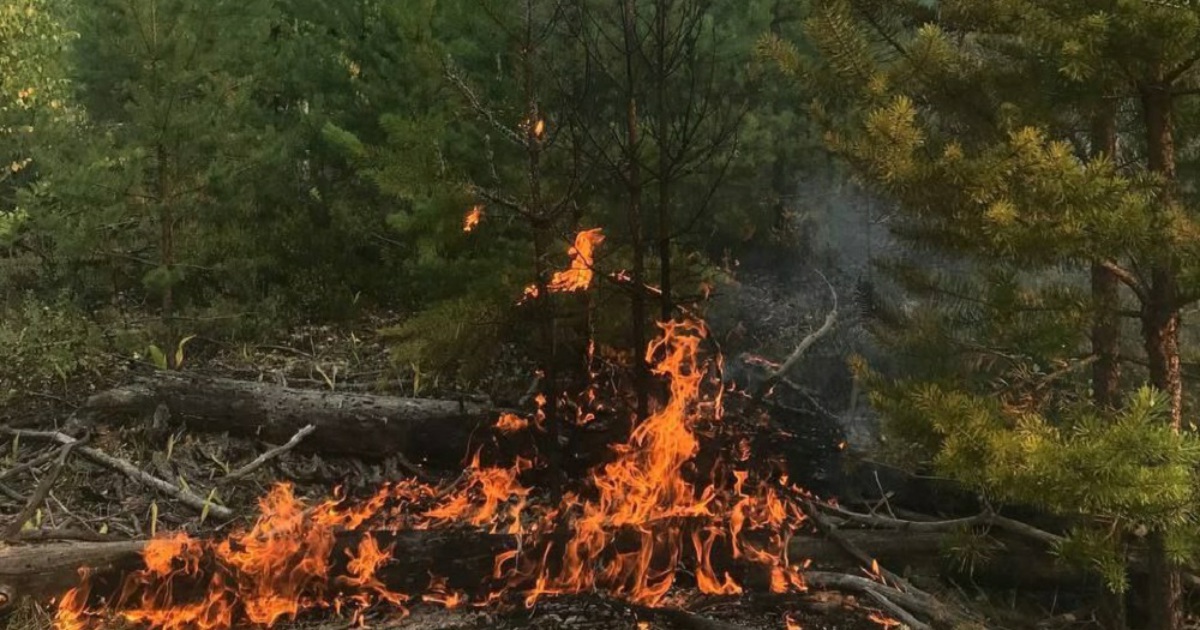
4 441 78 540
219 423 316 484
0 428 233 521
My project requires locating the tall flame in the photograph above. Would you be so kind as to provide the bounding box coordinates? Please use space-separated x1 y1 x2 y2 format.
53 241 809 627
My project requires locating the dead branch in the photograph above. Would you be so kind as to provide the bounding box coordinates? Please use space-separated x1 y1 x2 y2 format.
218 423 316 485
798 498 984 629
4 441 78 540
753 271 838 400
803 571 978 630
816 501 1063 547
0 428 232 521
0 447 62 482
862 588 933 630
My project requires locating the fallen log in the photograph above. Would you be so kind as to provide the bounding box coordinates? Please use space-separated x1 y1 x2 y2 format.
83 373 500 466
1 525 1091 614
0 528 516 611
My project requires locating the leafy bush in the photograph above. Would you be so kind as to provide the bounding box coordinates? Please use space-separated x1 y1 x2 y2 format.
0 293 105 398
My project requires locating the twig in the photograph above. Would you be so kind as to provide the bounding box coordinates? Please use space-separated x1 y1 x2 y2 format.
803 571 975 629
0 447 61 482
863 587 933 630
219 424 316 485
0 482 24 502
797 497 982 629
798 497 909 588
753 270 838 400
4 441 78 540
0 428 233 520
816 501 1063 547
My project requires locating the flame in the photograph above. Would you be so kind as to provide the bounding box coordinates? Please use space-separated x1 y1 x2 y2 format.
785 614 803 630
524 228 605 300
869 612 902 629
54 316 811 627
463 205 484 233
494 413 529 433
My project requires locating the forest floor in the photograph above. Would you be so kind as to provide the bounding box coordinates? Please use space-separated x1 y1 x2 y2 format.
0 321 1055 630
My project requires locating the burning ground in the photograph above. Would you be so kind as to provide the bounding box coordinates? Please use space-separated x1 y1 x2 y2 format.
0 230 1070 630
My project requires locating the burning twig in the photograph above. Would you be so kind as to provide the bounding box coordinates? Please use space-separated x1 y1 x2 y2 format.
4 441 80 540
219 424 317 485
0 428 233 521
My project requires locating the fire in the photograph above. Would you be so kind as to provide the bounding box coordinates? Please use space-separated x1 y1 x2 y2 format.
463 205 484 232
53 268 811 627
524 228 605 300
785 614 803 630
494 413 529 433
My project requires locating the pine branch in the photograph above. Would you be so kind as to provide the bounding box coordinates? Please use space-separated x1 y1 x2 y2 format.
1099 260 1147 303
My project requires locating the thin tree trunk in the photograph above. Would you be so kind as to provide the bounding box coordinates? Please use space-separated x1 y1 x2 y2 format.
157 143 177 370
522 0 561 478
655 0 672 322
1140 79 1182 630
1090 107 1121 412
622 0 649 419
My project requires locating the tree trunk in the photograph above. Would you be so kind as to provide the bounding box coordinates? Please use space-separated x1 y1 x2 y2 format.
1090 106 1121 411
622 0 650 420
82 373 500 466
655 0 672 323
1140 79 1182 630
522 0 561 479
156 143 177 370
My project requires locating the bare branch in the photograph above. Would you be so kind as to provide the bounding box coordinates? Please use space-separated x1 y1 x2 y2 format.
753 271 839 399
218 424 316 485
1 428 233 521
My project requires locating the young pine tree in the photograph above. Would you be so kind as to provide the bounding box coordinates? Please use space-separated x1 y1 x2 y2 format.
793 2 1200 627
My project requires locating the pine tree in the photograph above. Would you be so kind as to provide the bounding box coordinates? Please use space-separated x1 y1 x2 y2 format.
796 2 1200 627
26 0 275 356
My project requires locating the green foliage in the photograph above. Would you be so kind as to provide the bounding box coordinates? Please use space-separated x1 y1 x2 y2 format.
380 297 511 386
803 0 1200 602
0 293 105 398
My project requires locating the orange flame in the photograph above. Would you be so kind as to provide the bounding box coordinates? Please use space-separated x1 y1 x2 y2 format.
524 228 605 300
494 413 529 433
463 205 484 233
53 316 810 627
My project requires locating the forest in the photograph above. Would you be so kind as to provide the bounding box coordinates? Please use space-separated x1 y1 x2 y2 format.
1 1 1200 629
